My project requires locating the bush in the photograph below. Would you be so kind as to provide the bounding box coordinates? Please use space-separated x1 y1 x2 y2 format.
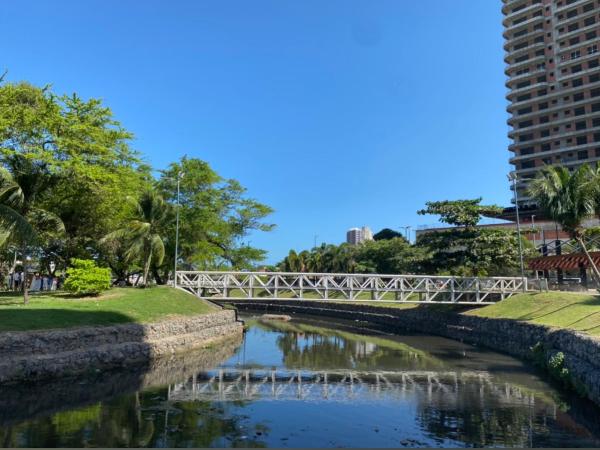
64 259 111 296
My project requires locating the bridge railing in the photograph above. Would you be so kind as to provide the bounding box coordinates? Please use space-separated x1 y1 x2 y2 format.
176 271 529 304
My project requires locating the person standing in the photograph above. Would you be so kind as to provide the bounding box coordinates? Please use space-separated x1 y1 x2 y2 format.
13 271 20 291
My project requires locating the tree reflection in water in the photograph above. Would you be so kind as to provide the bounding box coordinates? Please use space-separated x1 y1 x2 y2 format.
1 317 600 448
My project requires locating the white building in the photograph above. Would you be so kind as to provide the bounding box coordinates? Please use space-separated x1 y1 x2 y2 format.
346 226 374 245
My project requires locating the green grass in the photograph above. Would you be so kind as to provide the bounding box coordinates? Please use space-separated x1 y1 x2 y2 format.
0 286 216 332
223 287 600 336
465 292 600 336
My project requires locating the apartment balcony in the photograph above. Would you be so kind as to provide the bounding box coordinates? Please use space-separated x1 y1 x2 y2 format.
506 69 547 87
557 22 600 41
503 2 544 26
556 51 600 70
503 15 545 38
557 35 600 56
555 9 599 27
503 28 545 52
509 125 600 153
502 0 538 16
514 155 600 176
506 79 600 115
554 0 594 14
505 55 546 74
505 42 546 63
508 109 600 136
506 81 550 99
557 64 600 82
510 140 600 163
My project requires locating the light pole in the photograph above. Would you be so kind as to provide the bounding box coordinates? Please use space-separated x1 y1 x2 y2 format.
173 171 184 287
508 172 526 291
402 226 412 243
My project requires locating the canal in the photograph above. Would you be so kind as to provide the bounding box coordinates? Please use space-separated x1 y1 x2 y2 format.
1 314 600 448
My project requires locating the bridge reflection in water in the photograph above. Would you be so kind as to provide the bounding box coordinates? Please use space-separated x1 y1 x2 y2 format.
167 368 543 410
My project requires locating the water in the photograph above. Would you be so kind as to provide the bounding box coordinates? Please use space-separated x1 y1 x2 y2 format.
1 314 600 448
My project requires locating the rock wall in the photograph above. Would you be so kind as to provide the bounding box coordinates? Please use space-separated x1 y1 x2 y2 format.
0 332 244 426
0 309 243 384
222 299 600 405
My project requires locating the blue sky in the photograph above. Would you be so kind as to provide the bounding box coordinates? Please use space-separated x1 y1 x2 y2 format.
1 0 511 263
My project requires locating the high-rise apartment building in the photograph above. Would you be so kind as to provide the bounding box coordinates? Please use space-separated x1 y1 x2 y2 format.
503 0 600 203
346 226 374 245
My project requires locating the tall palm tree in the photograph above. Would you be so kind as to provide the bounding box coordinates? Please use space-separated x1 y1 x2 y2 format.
103 189 168 287
0 164 64 303
529 164 600 285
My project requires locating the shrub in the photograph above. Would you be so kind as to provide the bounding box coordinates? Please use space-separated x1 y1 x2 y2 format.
64 259 111 296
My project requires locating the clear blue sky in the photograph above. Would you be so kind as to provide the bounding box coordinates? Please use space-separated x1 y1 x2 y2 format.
1 0 512 264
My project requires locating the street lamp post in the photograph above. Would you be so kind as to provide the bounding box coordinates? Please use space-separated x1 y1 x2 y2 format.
508 172 526 291
402 226 412 243
173 171 184 287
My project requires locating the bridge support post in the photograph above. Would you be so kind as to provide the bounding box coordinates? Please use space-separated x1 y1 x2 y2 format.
223 273 229 298
274 275 279 298
324 277 329 300
450 278 456 303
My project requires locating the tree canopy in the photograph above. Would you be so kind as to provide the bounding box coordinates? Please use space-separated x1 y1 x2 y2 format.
0 80 274 297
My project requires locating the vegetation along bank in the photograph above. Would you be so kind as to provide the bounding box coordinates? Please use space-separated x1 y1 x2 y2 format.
0 287 243 383
219 291 600 406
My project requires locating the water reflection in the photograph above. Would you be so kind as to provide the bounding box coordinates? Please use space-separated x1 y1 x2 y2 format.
0 315 600 447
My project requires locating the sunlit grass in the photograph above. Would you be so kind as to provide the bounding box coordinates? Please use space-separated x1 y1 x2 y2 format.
465 292 600 336
0 286 216 332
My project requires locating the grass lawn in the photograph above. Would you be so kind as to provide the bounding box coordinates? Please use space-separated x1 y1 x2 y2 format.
0 286 216 332
464 291 600 336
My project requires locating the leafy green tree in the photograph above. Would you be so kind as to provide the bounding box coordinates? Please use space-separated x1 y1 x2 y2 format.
155 157 273 278
0 162 64 303
354 238 426 274
417 198 532 276
0 81 150 271
373 228 405 241
529 165 600 284
418 198 503 228
103 190 168 287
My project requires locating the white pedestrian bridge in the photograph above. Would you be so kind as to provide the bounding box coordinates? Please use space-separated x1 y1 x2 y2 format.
176 271 532 304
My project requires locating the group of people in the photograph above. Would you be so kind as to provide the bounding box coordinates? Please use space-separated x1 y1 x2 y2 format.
5 271 61 292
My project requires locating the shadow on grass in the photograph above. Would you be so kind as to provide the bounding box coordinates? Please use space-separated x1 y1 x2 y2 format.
0 309 137 332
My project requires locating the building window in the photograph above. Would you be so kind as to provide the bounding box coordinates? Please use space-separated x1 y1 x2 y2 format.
576 121 587 130
577 136 588 145
571 50 581 59
579 150 589 160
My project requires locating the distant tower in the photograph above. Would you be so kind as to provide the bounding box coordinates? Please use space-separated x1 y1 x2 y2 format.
361 226 374 242
346 228 362 245
346 226 374 244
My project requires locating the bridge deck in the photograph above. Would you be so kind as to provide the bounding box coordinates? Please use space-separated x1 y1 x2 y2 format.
176 271 528 304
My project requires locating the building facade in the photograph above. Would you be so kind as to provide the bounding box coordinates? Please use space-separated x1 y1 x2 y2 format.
503 0 600 203
346 226 374 245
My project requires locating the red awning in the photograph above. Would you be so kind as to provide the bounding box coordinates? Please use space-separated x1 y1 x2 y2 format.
528 251 600 271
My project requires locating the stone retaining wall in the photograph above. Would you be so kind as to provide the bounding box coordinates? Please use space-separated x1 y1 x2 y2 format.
0 309 243 384
222 299 600 405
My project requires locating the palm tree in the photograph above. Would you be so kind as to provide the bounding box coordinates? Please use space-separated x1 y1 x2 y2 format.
0 164 64 303
103 189 168 287
528 165 600 285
